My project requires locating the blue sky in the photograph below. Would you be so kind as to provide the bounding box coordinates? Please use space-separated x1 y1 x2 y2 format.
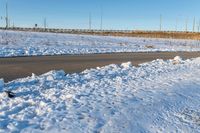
0 0 200 31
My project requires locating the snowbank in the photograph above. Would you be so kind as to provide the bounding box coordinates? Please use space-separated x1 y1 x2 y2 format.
0 57 200 132
0 30 200 57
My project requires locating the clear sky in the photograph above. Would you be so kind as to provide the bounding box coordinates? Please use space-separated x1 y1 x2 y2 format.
0 0 200 31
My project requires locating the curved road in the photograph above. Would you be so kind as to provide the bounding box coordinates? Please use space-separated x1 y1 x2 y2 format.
0 52 200 82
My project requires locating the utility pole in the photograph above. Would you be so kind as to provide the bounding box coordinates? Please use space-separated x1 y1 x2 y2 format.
44 18 47 29
160 15 162 31
5 0 9 29
100 7 103 30
175 18 178 31
193 17 196 32
0 17 2 28
185 18 188 32
89 13 92 30
198 19 200 32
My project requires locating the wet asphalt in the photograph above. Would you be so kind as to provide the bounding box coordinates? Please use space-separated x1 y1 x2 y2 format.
0 52 200 82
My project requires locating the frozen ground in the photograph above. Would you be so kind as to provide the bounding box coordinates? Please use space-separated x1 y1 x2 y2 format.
0 30 200 57
0 56 200 132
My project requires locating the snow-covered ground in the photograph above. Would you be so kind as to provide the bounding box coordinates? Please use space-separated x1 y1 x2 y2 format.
0 57 200 132
0 30 200 57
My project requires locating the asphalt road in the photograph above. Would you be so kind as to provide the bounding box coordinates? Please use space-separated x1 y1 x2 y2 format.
0 52 200 82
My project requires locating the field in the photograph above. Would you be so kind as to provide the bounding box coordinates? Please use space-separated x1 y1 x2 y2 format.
3 27 200 40
0 30 200 57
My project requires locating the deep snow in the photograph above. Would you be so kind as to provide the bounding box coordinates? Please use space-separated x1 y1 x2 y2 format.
0 30 200 57
0 57 200 132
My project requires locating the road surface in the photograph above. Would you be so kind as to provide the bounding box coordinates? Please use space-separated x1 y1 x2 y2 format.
0 52 200 82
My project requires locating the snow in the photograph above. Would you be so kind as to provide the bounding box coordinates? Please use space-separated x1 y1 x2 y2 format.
0 30 200 57
0 57 200 132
